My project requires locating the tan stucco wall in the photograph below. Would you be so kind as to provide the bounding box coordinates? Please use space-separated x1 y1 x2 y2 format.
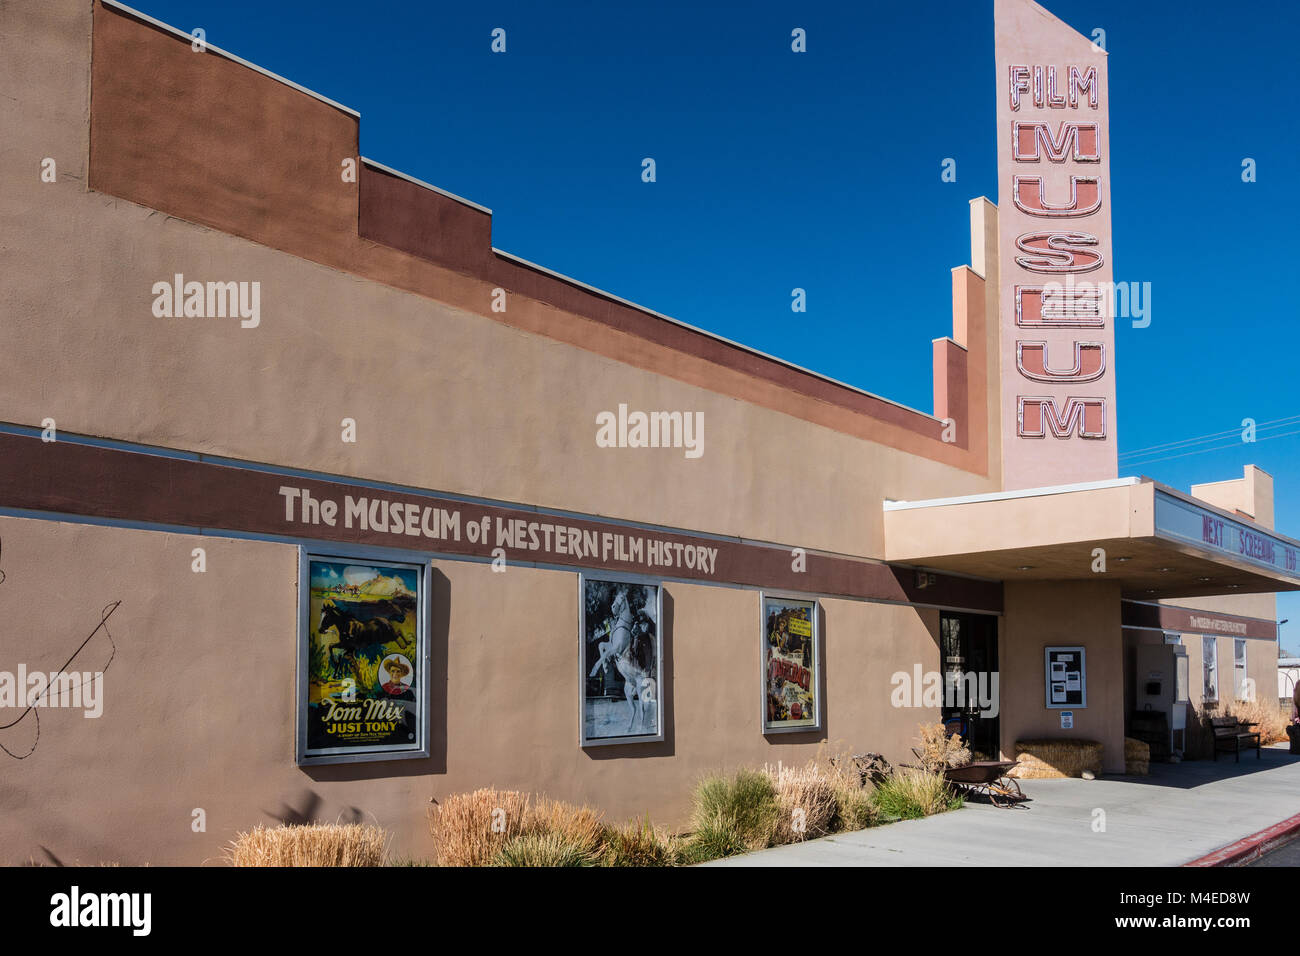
0 513 945 865
1000 581 1126 772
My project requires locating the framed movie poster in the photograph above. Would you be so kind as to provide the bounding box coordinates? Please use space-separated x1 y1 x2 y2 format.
1044 646 1086 709
761 594 821 733
579 574 664 746
297 550 430 764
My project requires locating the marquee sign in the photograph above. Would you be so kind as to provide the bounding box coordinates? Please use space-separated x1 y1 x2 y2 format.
1154 491 1300 580
996 0 1118 490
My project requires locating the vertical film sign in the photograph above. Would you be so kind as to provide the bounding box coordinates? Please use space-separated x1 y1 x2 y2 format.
995 0 1118 490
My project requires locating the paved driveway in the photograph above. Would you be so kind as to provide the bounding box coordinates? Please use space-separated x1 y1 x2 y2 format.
708 745 1300 866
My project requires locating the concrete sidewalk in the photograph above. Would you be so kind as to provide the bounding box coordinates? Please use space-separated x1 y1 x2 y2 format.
709 745 1300 866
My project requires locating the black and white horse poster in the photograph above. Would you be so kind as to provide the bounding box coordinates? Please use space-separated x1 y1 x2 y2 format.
581 577 662 745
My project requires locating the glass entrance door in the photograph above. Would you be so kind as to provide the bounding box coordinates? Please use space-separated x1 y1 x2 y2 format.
939 612 1000 761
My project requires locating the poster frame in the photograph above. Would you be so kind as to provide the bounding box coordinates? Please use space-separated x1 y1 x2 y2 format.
578 570 665 748
296 545 431 766
759 591 823 735
1043 645 1087 710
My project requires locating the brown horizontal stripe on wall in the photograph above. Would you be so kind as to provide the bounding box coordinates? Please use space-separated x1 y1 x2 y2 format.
1122 600 1277 640
0 432 1001 613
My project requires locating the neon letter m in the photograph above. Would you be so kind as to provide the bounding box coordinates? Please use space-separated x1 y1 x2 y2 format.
1018 396 1106 439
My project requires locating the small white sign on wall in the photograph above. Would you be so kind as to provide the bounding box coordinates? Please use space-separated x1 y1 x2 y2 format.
1060 711 1074 730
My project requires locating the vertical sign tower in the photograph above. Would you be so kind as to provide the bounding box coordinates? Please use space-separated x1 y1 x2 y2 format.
995 0 1118 490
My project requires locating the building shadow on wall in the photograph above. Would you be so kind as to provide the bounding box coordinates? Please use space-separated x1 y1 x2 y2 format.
264 789 364 826
584 588 676 761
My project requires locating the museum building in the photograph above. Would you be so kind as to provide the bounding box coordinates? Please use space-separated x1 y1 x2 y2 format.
1 0 1296 863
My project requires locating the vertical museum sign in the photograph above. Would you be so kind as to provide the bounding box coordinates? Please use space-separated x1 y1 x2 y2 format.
995 0 1118 489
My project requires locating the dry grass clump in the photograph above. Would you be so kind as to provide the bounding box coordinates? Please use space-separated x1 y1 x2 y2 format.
763 761 837 842
427 788 530 867
428 789 606 866
602 817 679 867
1186 697 1289 758
228 823 388 867
495 831 599 867
524 797 605 859
915 722 971 773
830 784 878 831
1220 697 1288 745
814 741 880 831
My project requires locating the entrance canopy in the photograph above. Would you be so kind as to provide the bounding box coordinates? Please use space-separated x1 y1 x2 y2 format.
884 477 1300 601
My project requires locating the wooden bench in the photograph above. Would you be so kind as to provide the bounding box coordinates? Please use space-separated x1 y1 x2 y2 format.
1211 716 1261 762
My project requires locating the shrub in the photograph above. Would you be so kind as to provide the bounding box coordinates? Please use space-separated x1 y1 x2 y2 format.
691 768 780 851
764 761 837 843
679 816 750 864
428 790 607 867
1188 697 1288 758
1222 697 1288 745
227 823 388 867
811 741 880 832
494 831 598 867
524 798 605 859
427 788 530 867
871 767 961 820
603 817 678 867
830 784 878 831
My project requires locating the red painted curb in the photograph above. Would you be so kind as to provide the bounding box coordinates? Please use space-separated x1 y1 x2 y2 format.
1184 811 1300 867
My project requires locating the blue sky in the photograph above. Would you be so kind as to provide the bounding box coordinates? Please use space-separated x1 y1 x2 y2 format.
124 0 1300 646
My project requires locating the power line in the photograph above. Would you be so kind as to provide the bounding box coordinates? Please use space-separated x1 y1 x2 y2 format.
1123 428 1300 470
1119 414 1300 460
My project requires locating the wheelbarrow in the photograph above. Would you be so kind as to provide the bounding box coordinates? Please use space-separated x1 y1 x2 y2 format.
944 760 1028 808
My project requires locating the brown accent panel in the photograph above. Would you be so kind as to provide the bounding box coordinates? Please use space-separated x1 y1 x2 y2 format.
87 2 992 474
89 4 359 258
359 164 495 275
484 253 946 437
1122 601 1277 641
952 266 990 472
0 433 1001 613
932 337 968 449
